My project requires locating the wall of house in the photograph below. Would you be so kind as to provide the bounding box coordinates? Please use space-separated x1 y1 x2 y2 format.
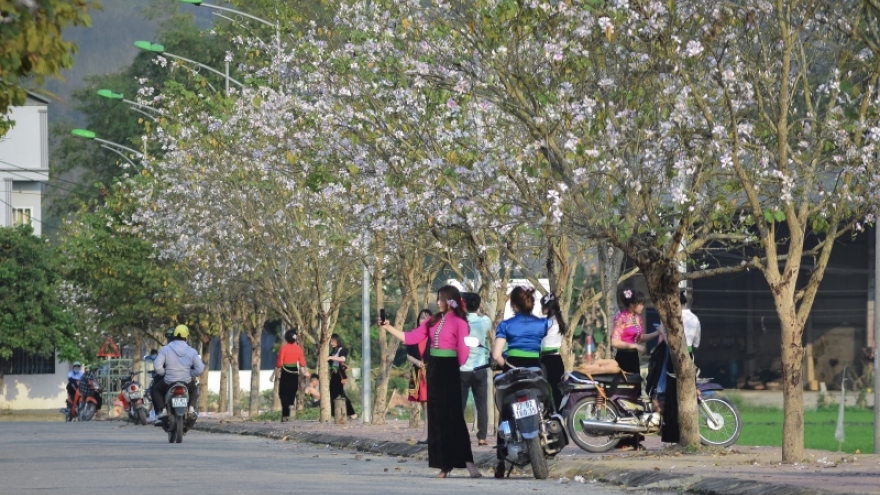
10 181 43 235
0 99 48 170
0 353 70 410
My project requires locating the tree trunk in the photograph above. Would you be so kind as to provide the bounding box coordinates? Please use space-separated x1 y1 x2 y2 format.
243 301 268 418
599 243 623 359
372 234 386 424
231 326 242 416
218 322 229 413
249 342 261 417
273 376 282 412
317 325 333 422
408 400 420 429
198 338 211 412
640 262 700 448
778 299 805 462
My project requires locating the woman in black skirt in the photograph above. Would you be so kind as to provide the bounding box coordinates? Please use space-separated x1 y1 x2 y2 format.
274 329 307 422
539 291 567 411
328 334 356 419
381 285 481 479
611 289 660 376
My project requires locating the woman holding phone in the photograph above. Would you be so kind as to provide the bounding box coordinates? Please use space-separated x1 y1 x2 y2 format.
380 285 481 479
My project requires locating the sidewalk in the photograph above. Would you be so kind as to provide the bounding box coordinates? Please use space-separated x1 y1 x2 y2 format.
192 415 880 494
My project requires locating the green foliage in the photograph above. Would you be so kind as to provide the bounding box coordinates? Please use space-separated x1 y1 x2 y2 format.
56 181 184 335
48 12 234 218
0 225 87 367
0 0 96 136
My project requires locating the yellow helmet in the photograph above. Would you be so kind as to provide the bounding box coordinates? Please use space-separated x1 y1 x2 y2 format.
173 324 190 339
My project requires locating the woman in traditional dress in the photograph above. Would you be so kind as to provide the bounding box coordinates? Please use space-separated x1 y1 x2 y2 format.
327 334 356 419
380 285 481 479
274 329 307 422
610 289 660 375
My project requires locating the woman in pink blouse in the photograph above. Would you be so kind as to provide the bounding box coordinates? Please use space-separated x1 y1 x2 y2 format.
381 285 481 479
611 289 660 375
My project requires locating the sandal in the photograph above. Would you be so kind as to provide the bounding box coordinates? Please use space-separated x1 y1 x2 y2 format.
478 439 488 446
435 470 449 479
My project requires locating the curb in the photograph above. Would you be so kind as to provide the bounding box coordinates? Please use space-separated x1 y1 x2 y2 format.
190 421 857 495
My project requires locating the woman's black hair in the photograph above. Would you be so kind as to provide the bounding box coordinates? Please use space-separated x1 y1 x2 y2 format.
540 292 568 336
284 329 297 344
428 285 468 326
330 333 343 347
680 291 688 306
510 285 536 314
620 288 646 308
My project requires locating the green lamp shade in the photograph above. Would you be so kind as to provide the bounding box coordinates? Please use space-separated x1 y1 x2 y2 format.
178 0 203 4
96 89 124 99
71 129 96 139
134 41 165 53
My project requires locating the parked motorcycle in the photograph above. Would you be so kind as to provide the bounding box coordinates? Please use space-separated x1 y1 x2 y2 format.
119 376 150 425
63 377 102 422
560 371 741 452
160 381 198 444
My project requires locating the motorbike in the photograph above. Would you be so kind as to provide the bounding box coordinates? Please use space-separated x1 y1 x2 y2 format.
62 377 103 422
119 376 150 425
160 380 198 444
560 370 741 453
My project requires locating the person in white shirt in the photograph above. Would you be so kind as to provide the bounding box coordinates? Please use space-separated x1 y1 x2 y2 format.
681 292 701 353
460 293 491 446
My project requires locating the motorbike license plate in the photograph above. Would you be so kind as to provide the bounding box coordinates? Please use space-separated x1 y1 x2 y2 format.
512 399 538 419
128 392 142 400
171 397 188 408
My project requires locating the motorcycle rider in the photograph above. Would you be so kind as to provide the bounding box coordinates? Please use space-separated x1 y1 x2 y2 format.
66 361 83 407
77 364 102 412
150 329 176 417
491 286 551 478
153 324 205 419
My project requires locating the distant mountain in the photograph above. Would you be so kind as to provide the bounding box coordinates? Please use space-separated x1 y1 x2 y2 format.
43 0 213 125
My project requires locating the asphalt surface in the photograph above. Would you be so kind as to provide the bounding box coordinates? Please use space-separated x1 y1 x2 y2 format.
0 422 667 495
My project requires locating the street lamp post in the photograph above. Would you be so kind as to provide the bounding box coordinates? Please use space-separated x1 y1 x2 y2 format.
176 0 280 60
96 89 160 122
72 129 144 157
134 41 243 96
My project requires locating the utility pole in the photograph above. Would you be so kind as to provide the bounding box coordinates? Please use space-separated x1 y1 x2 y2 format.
873 224 879 453
361 264 372 423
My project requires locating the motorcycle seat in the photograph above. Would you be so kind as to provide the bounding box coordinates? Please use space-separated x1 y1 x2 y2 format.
587 372 642 385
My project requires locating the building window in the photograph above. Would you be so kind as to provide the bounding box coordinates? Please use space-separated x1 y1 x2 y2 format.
12 207 32 227
0 348 56 375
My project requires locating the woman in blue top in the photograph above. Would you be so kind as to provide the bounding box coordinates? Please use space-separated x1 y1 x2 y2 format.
491 286 550 477
492 286 548 371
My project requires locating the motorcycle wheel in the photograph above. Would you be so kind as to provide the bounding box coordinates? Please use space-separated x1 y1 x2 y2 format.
566 397 620 453
167 423 175 443
526 436 549 480
80 403 96 422
175 415 184 443
137 407 148 425
698 397 741 447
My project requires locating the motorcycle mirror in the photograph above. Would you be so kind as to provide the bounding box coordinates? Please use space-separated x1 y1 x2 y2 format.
464 336 481 348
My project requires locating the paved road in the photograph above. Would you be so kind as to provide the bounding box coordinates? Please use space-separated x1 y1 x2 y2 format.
0 422 658 495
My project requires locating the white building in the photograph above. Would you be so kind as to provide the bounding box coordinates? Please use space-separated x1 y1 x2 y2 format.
0 93 69 410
